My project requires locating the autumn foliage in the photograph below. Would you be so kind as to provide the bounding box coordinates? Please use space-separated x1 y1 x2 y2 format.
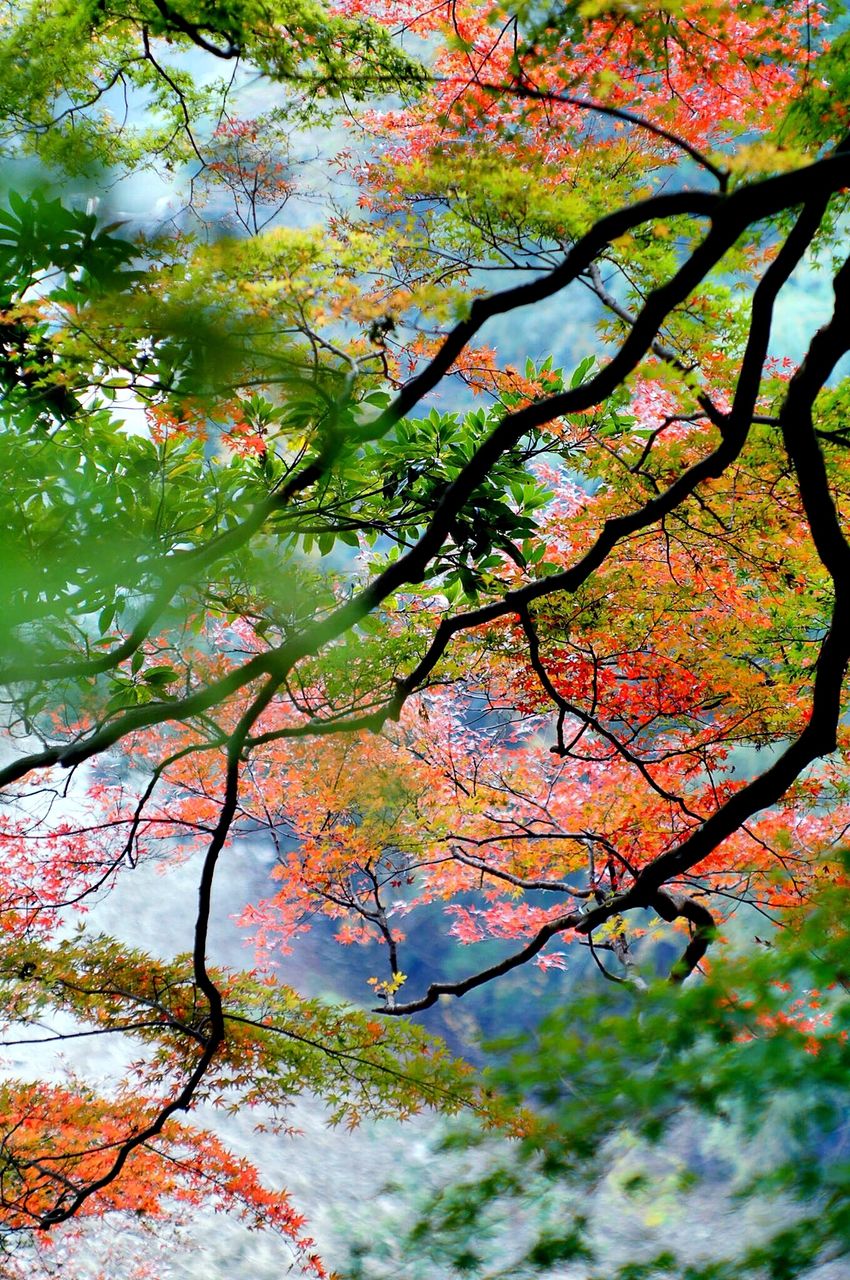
1 0 850 1274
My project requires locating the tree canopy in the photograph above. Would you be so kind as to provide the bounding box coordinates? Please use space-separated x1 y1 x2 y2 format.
2 0 850 1274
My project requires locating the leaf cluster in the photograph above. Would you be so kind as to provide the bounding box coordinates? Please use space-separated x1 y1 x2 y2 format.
379 876 850 1279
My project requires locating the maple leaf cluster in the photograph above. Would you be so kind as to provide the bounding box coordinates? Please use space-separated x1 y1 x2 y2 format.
1 0 850 1275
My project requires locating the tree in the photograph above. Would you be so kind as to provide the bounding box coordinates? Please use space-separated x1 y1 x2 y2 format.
1 0 850 1273
339 869 850 1279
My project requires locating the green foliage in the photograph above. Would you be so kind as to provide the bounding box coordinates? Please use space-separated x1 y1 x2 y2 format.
0 190 577 696
353 877 850 1279
2 0 850 1268
0 190 139 423
1 929 489 1129
0 0 425 177
349 397 554 596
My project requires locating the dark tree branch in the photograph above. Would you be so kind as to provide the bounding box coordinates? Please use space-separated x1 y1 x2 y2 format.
35 677 278 1226
4 166 849 1063
449 844 595 897
150 0 242 58
3 156 845 720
